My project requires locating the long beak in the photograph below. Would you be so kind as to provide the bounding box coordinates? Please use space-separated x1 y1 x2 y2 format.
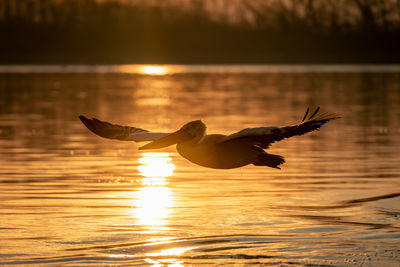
139 129 193 150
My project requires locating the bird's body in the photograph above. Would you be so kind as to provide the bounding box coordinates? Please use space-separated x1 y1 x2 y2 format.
79 107 340 169
177 134 256 169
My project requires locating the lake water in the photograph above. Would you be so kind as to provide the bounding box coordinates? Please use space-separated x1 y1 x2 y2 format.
0 65 399 266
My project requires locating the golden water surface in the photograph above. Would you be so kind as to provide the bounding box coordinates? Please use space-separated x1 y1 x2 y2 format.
0 65 399 266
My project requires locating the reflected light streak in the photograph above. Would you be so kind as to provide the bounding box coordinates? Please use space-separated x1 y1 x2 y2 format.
140 65 169 75
145 247 197 267
145 258 184 266
134 187 173 227
109 254 134 258
138 152 175 180
146 247 197 257
133 153 175 229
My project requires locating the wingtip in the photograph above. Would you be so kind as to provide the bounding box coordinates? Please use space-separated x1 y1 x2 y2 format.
301 107 342 123
78 115 88 122
301 107 310 123
320 112 341 121
310 106 320 119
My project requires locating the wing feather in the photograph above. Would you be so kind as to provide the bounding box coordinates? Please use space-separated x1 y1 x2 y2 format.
219 107 340 148
79 115 169 142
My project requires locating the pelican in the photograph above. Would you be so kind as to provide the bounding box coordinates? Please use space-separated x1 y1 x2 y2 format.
79 107 340 169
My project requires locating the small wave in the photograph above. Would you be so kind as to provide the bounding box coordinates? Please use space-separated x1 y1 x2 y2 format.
341 192 400 204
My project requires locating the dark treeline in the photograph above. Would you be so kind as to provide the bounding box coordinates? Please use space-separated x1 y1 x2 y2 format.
1 0 400 64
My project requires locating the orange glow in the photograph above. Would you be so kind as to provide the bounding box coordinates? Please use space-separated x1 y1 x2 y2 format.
140 65 169 75
108 254 134 258
145 247 196 266
138 152 175 179
134 186 173 227
146 247 197 257
133 152 175 229
144 258 185 266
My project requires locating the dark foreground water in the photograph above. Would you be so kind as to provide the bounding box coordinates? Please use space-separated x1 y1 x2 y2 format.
0 65 399 266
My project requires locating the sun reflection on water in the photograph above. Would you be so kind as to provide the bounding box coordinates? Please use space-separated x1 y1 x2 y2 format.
116 65 170 75
146 247 197 257
138 152 175 181
134 152 175 230
140 65 169 75
145 247 197 267
135 154 194 265
134 186 173 227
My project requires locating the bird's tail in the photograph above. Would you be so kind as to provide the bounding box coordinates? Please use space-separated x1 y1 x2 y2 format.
253 153 285 169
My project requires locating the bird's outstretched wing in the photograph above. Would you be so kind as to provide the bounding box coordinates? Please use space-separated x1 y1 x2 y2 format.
79 115 169 142
218 107 340 148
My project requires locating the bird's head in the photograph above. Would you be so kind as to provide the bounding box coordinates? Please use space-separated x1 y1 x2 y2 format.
180 120 206 139
139 120 206 150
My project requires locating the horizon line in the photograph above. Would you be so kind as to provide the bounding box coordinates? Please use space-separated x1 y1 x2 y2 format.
1 64 400 74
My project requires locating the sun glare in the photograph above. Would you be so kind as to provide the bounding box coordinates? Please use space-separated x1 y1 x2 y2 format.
146 247 197 257
140 65 169 75
145 247 196 266
134 186 173 227
138 152 175 179
133 152 175 230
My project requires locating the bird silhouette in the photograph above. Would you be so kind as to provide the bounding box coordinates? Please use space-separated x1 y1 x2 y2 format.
79 107 340 169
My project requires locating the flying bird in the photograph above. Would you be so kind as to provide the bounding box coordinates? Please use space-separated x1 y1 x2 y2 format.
79 107 340 169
